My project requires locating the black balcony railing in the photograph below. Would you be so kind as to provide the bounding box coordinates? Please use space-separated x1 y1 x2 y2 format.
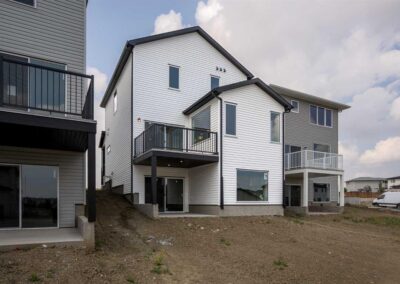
134 123 218 157
0 57 94 119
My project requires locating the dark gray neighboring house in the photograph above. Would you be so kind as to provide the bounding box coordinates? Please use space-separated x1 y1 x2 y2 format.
271 84 350 214
0 0 95 248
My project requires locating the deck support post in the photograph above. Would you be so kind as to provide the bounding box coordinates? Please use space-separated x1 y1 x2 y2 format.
302 170 308 208
87 132 96 222
151 154 157 204
339 174 345 207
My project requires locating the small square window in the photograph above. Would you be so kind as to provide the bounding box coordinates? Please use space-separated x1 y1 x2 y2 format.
291 100 299 113
211 76 220 90
169 65 179 89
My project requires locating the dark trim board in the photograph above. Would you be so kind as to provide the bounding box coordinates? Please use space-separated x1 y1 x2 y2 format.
183 78 293 115
0 110 96 133
100 26 254 107
134 150 219 168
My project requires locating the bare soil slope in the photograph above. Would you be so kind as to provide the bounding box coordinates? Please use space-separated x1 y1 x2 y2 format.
1 191 400 283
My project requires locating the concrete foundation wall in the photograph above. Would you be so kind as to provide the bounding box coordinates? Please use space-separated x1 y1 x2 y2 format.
189 205 284 216
134 204 159 219
77 216 95 250
345 197 375 207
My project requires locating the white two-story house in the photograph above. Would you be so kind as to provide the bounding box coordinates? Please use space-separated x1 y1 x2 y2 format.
99 27 293 217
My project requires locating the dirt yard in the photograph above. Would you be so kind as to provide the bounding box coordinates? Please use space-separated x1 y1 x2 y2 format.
1 191 400 283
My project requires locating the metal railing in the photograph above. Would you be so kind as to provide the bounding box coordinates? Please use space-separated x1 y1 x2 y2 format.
134 123 218 157
0 57 94 119
285 150 343 171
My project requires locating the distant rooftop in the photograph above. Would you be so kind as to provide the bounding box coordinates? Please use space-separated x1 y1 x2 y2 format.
346 177 387 183
270 84 350 111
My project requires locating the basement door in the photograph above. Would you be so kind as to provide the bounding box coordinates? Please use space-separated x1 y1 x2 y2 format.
0 164 58 229
145 177 184 213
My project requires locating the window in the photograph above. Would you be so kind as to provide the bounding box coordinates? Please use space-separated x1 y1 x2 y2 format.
10 0 36 7
225 103 236 136
313 183 330 202
113 91 118 113
270 111 280 143
285 145 301 153
313 143 330 153
211 76 220 90
169 65 179 89
291 100 299 113
237 169 268 201
107 145 111 154
310 105 333 127
192 107 211 143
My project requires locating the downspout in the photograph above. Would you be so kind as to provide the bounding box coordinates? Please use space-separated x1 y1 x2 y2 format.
130 52 134 203
213 91 224 210
282 109 290 209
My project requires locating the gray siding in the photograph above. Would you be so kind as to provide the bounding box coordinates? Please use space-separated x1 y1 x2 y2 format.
0 146 85 228
0 0 86 73
283 95 339 153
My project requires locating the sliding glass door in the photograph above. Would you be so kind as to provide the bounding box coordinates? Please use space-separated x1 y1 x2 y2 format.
0 164 58 229
0 165 20 228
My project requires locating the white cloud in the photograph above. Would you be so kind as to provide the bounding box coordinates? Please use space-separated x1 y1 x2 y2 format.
390 96 400 120
360 137 400 164
87 66 108 100
153 10 185 35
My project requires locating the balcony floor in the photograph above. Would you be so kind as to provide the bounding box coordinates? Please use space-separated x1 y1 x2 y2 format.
133 149 219 168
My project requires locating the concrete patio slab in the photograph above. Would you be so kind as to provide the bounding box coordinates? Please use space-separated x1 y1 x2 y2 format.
0 228 84 251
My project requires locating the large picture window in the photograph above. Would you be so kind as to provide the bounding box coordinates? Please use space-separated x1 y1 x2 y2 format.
237 169 268 202
192 107 211 143
313 183 330 202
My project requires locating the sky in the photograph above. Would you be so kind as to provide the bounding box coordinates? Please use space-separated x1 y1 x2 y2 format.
87 0 400 187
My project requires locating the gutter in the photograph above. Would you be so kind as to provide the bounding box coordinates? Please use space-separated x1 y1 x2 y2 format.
213 91 224 210
130 52 134 203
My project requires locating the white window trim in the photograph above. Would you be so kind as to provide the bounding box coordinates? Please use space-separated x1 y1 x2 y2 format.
309 104 333 128
270 111 281 144
312 182 331 203
113 91 118 114
168 64 180 90
210 75 220 90
291 100 299 113
224 102 237 137
9 0 36 7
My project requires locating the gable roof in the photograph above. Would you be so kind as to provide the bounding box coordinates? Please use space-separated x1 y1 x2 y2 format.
183 78 293 115
100 26 254 108
270 84 350 111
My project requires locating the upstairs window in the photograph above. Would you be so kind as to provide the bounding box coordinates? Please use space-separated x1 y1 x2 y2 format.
310 105 333 127
270 111 280 143
113 91 118 113
211 76 220 90
225 103 236 136
291 100 299 113
10 0 36 6
169 65 180 89
192 107 211 143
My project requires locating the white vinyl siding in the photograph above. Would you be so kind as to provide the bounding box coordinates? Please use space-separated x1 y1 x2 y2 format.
221 84 284 205
0 146 85 228
104 53 132 194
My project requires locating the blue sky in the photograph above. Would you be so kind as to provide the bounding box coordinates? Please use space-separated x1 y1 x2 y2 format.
87 0 197 79
87 0 400 184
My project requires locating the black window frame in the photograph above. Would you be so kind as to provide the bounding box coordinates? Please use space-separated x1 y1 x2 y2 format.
168 65 180 90
236 169 269 202
225 102 236 136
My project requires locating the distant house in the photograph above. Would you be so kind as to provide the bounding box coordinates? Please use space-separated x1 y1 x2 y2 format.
345 177 387 192
387 176 400 190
